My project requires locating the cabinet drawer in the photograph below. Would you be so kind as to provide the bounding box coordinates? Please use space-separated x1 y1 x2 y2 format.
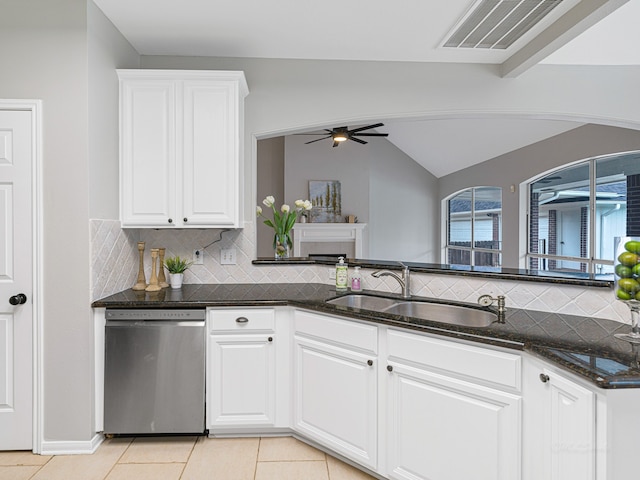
294 309 377 354
209 308 275 332
387 329 521 391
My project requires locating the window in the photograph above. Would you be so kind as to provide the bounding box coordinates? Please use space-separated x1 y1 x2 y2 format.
528 151 640 275
446 187 502 267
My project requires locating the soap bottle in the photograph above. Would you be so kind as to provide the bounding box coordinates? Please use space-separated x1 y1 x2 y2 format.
335 257 348 291
351 266 362 292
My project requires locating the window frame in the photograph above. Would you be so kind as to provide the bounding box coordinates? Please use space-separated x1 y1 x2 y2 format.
444 186 503 267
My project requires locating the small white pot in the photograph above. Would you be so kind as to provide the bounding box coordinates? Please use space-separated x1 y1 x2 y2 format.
170 273 184 289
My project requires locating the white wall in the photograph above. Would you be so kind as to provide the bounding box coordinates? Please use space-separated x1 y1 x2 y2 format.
140 56 640 224
88 0 139 219
0 0 139 446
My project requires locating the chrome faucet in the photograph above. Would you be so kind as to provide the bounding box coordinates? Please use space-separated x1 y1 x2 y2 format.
371 263 411 298
478 294 506 314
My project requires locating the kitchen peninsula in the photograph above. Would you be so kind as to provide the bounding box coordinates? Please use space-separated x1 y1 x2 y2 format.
93 281 640 480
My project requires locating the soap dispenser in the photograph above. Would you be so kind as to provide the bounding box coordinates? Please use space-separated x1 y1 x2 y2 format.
351 266 362 292
336 257 349 291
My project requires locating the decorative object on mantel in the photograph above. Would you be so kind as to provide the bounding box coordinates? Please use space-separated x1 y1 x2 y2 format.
257 195 312 260
157 247 169 288
309 180 341 223
614 237 640 343
345 215 357 224
164 255 193 289
145 248 162 292
132 241 147 290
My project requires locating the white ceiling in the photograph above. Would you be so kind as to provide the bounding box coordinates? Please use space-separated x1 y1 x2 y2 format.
93 0 638 177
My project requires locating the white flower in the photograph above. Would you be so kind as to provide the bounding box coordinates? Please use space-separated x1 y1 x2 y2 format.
263 196 275 208
256 206 262 216
294 199 305 209
303 200 312 210
281 204 290 213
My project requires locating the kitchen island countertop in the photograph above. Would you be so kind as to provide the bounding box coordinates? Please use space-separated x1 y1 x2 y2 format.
92 283 640 389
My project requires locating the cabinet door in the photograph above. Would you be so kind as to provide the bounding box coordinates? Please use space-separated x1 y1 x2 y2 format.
386 362 521 480
525 365 595 480
120 79 177 227
294 336 377 470
207 334 275 428
182 81 240 226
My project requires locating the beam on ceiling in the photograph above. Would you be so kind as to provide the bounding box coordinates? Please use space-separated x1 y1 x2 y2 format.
500 0 630 78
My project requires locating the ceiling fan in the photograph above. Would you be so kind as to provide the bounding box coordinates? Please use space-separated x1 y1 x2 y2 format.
299 123 389 147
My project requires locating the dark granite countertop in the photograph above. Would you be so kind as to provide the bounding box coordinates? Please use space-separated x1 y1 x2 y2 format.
92 283 640 389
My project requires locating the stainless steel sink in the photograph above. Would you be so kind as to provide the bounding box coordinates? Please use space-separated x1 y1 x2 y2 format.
326 294 399 311
326 294 497 327
383 301 496 327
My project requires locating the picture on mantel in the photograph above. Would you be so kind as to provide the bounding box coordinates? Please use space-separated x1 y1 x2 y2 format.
309 180 342 223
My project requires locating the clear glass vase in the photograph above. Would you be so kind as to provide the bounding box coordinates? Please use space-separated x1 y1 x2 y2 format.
274 234 290 260
614 236 640 343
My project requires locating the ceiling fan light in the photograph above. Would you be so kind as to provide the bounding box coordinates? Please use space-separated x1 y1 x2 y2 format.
333 134 348 142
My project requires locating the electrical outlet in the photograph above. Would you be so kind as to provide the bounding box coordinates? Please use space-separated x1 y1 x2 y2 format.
221 248 237 265
329 269 336 280
193 248 204 265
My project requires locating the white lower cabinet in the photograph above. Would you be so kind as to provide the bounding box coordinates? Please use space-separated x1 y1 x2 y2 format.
384 328 522 480
293 310 378 470
523 355 596 480
196 306 640 480
207 308 278 430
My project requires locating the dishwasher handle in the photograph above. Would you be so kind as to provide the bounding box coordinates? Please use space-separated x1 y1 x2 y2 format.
106 320 205 327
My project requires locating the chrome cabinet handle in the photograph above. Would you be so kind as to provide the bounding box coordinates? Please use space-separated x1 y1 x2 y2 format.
367 360 373 366
9 293 27 305
235 317 249 324
387 365 393 372
539 373 550 383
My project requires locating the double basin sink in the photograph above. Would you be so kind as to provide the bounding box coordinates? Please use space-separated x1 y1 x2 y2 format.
326 294 498 328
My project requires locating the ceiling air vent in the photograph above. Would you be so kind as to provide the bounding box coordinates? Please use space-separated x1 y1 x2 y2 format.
444 0 564 50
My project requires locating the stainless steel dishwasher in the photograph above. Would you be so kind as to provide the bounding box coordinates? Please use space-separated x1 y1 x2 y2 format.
104 309 206 435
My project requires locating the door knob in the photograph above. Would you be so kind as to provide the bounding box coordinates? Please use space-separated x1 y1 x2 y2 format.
9 293 27 305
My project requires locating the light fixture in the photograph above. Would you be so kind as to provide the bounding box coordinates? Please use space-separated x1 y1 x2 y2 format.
332 128 349 142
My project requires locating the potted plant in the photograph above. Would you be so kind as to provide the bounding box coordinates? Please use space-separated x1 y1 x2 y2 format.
164 255 192 289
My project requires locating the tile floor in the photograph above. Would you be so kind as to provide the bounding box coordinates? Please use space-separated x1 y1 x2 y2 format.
0 435 378 480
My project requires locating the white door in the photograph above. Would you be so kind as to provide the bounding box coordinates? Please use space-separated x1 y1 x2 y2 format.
294 336 378 470
0 109 33 450
207 333 275 428
386 362 521 480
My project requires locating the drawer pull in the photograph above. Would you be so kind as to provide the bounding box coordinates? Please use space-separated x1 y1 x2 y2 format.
268 336 273 342
235 317 249 324
387 365 393 372
367 359 373 366
539 373 550 383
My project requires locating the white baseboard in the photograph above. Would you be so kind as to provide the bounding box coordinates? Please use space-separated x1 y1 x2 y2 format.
40 433 104 455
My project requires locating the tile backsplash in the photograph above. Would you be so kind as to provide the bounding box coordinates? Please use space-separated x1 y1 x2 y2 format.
90 219 629 324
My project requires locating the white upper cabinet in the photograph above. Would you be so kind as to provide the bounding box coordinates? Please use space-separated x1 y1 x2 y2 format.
118 70 248 228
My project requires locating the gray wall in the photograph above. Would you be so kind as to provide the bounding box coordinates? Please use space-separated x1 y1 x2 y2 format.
0 0 138 444
281 133 438 261
256 137 285 257
439 124 640 267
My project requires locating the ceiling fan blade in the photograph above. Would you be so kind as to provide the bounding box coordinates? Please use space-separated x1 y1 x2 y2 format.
352 132 389 137
350 137 368 145
305 136 332 144
348 123 384 134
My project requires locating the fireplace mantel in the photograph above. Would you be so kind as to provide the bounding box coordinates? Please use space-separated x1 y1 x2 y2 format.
292 223 367 258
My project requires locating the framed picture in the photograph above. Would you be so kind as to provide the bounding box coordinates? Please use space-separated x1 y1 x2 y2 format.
309 180 342 223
